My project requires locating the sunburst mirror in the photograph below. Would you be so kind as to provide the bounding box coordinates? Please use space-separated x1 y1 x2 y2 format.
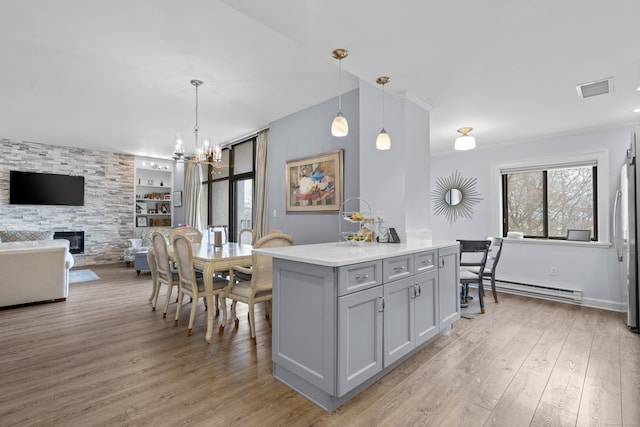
431 170 483 223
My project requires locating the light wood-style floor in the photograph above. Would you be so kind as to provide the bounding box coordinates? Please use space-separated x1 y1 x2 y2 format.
1 264 639 427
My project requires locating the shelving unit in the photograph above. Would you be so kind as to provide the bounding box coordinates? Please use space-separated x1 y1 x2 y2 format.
134 157 174 229
338 197 375 246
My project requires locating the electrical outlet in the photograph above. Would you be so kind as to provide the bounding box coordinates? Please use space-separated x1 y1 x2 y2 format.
376 211 385 221
550 266 558 276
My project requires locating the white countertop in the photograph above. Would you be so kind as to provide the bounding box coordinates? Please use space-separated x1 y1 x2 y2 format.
253 240 458 267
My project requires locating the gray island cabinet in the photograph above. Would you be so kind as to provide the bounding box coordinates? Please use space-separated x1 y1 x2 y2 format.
253 240 460 411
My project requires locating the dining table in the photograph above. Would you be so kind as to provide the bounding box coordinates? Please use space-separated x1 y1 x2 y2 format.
165 242 254 343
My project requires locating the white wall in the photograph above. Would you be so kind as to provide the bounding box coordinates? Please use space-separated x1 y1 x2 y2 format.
430 127 632 310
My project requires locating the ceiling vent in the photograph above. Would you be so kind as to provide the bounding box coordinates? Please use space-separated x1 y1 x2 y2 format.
576 77 614 99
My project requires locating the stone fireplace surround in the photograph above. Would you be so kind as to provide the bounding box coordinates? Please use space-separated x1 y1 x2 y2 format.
1 139 135 267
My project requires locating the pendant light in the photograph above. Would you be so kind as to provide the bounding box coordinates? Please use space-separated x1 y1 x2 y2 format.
454 127 476 151
173 79 223 165
376 76 391 150
331 48 349 137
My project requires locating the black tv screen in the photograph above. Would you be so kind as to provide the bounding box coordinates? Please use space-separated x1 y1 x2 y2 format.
10 170 85 206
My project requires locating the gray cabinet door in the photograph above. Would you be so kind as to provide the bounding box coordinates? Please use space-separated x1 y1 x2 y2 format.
414 270 439 346
272 259 337 394
383 276 415 367
438 246 460 331
337 285 383 396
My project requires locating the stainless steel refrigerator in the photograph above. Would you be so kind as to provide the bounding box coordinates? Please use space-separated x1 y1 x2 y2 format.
615 127 640 333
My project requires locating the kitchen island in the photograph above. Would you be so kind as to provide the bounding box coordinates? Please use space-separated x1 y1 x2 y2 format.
254 239 460 411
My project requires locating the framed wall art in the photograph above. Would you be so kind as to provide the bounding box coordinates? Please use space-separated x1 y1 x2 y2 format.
286 149 343 212
172 191 182 207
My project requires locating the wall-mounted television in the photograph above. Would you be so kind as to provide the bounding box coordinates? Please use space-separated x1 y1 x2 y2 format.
10 170 85 206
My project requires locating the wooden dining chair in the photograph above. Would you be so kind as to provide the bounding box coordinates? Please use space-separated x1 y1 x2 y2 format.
458 239 491 314
150 231 180 318
169 226 202 244
173 234 228 338
238 228 255 245
226 232 295 339
461 237 504 303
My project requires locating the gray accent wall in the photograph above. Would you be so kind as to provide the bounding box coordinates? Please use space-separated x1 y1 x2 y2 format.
1 139 134 267
267 89 360 245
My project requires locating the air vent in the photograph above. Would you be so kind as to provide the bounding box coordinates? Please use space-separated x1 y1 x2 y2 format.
576 77 614 99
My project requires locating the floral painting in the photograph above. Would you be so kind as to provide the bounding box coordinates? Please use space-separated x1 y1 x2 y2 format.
286 149 343 212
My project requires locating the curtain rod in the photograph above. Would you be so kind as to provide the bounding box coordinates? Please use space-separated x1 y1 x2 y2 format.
221 126 269 148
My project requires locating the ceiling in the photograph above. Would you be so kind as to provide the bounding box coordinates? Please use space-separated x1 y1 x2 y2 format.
1 0 639 158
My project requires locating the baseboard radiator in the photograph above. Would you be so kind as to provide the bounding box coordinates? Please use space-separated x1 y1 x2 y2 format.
493 280 583 304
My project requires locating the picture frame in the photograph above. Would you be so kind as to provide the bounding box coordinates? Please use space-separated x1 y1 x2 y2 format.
172 191 182 207
136 216 148 227
156 202 170 214
135 202 147 214
286 149 343 212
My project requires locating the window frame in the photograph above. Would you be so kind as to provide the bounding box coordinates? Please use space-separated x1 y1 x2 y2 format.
202 138 256 242
491 151 610 245
501 166 598 240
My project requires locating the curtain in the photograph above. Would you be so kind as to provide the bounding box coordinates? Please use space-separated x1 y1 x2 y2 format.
184 162 203 230
253 129 269 239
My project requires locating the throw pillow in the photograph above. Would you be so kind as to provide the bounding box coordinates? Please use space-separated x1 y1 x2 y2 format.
0 230 55 242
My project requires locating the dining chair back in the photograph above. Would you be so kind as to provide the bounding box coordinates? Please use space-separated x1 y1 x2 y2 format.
227 232 295 339
462 237 504 303
172 234 228 337
458 239 491 314
169 226 202 244
238 228 255 245
151 231 179 318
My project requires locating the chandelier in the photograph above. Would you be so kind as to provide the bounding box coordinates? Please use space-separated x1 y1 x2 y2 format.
173 79 224 165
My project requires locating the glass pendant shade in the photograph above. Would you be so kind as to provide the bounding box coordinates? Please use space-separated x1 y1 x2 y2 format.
454 127 476 150
454 135 476 151
331 112 349 137
376 129 391 150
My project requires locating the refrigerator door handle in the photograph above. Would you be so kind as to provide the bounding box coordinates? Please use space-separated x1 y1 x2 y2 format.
614 189 623 262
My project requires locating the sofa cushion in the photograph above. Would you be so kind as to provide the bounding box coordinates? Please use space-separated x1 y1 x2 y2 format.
0 230 54 242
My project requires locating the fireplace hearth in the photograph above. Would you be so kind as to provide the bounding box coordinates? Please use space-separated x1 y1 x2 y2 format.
53 231 84 254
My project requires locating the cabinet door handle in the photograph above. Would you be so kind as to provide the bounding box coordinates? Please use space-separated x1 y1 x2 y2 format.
439 256 445 268
418 284 422 297
355 274 369 281
378 296 385 312
411 285 417 299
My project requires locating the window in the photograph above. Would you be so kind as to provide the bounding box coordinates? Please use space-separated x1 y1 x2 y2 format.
502 163 598 240
200 139 255 242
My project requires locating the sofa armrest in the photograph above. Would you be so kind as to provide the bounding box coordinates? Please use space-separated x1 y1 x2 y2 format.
126 238 143 249
65 252 75 270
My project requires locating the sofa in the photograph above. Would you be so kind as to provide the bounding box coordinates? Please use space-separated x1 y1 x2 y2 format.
124 227 171 268
0 232 74 307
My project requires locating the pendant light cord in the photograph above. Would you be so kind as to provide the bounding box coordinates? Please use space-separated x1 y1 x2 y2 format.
338 59 343 111
194 83 199 147
381 82 385 129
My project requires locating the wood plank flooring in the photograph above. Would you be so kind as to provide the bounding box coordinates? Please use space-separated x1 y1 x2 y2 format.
1 264 639 426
